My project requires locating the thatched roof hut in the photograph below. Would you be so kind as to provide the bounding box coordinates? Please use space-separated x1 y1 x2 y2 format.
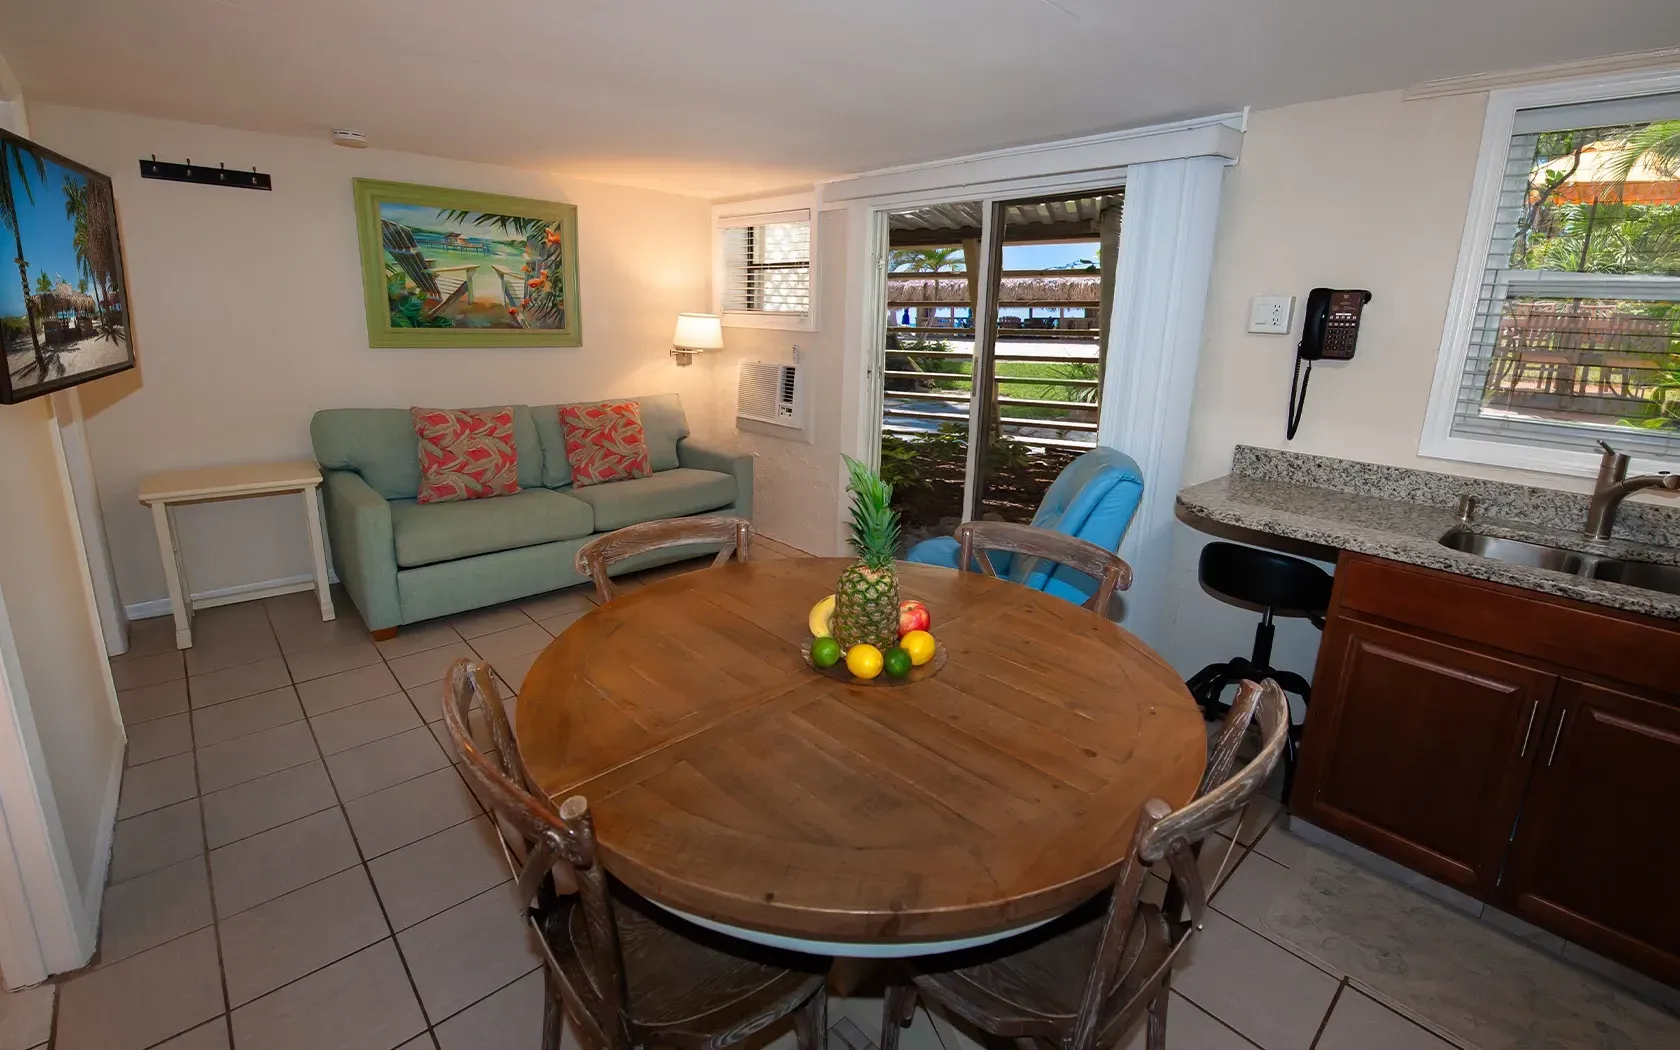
31 281 99 316
887 273 1101 306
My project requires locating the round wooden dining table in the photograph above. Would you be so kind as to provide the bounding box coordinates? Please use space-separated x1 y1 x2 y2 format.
516 557 1206 957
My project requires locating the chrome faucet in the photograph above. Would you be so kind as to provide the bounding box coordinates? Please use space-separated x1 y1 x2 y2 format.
1585 441 1679 540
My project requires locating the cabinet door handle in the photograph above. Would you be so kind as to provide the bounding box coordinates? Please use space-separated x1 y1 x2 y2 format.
1518 700 1540 758
1546 710 1569 767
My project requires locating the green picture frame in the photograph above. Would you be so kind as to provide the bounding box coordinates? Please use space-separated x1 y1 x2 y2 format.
353 178 582 348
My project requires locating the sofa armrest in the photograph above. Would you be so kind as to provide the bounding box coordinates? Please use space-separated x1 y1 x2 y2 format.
677 439 754 519
321 469 402 631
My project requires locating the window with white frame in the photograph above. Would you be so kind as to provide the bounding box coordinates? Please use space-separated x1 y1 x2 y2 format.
714 201 815 329
1424 83 1680 471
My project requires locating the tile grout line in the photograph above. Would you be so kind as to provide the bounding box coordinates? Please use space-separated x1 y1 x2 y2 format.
1171 991 1267 1050
1346 980 1478 1050
1306 978 1348 1050
301 635 471 1046
183 639 236 1050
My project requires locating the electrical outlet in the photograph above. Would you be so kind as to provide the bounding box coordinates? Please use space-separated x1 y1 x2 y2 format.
1248 295 1295 334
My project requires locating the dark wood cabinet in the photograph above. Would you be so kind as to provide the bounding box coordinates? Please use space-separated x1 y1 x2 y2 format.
1294 554 1680 987
1499 679 1680 982
1294 617 1555 895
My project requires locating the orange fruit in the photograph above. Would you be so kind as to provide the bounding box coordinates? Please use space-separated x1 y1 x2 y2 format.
900 630 936 667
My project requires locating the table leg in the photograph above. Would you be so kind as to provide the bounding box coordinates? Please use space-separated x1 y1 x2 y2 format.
302 485 335 622
149 501 193 648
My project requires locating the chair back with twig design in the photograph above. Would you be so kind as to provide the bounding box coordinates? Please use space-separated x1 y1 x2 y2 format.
442 660 629 1050
954 520 1132 615
1066 680 1290 1050
574 515 754 603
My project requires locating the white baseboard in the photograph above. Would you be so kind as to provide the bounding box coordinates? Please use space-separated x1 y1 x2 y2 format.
125 571 335 621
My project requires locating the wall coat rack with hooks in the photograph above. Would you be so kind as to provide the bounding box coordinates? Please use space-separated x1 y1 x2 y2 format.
139 156 272 190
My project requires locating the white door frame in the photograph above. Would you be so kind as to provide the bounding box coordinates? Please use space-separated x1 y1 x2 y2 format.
0 591 96 987
838 169 1131 498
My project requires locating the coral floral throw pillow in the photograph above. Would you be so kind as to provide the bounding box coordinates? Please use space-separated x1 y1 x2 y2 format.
559 400 651 487
411 407 521 504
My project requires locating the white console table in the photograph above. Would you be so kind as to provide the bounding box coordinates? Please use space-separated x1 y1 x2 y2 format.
138 460 333 649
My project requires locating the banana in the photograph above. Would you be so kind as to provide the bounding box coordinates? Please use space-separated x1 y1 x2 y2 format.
808 594 836 638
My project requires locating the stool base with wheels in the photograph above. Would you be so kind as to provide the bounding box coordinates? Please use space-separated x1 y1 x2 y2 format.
1185 541 1332 800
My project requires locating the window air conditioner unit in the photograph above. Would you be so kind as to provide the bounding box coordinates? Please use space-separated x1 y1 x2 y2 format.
737 361 803 429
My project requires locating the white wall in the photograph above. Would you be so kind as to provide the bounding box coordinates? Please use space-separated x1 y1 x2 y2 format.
1159 87 1590 682
28 104 719 612
0 78 125 982
0 399 124 916
711 210 850 557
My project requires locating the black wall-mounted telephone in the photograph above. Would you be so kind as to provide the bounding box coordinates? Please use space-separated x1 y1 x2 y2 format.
1287 288 1372 440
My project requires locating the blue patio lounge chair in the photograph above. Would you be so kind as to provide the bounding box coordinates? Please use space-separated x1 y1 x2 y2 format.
904 446 1145 607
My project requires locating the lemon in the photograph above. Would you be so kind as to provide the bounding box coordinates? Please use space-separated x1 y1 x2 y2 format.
900 630 936 666
808 594 836 638
845 644 884 679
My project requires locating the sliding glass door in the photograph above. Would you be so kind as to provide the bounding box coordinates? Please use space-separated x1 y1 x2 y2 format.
875 189 1123 549
877 200 988 551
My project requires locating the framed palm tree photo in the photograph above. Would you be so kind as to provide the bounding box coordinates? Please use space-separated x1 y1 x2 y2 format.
353 179 582 348
0 127 136 404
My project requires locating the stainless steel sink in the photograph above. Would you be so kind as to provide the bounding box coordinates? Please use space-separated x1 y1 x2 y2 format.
1438 529 1680 597
1437 531 1588 574
1588 558 1680 595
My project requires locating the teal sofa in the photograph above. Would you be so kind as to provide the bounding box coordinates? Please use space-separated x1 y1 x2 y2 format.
310 394 752 634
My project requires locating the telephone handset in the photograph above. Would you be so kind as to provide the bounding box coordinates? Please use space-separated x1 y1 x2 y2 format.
1287 288 1372 440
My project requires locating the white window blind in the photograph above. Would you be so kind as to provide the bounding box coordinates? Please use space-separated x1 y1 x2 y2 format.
718 209 812 319
1448 92 1680 459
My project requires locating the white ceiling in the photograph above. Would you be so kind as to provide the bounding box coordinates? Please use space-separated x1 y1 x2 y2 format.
3 0 1678 198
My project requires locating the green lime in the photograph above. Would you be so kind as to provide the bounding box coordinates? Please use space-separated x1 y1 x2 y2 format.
883 646 913 678
810 636 843 668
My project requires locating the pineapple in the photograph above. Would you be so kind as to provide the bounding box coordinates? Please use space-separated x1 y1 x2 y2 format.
833 456 903 652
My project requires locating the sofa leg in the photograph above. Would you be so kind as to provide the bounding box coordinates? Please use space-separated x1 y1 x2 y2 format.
371 627 398 642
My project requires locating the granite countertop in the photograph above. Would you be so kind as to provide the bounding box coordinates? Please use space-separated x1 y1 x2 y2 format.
1176 447 1680 621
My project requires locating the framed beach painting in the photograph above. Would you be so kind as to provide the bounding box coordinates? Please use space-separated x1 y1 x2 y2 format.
353 179 581 348
1 127 136 404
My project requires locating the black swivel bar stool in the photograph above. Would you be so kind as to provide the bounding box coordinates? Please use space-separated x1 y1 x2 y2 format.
1185 542 1333 799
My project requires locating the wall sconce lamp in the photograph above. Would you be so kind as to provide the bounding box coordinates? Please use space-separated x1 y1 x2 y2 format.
671 313 723 366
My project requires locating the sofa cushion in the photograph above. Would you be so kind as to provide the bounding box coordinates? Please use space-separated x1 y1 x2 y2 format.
312 406 542 499
559 400 652 487
390 488 594 568
412 407 521 504
566 468 735 531
533 392 689 487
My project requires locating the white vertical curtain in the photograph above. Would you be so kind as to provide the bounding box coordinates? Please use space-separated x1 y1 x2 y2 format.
1099 155 1228 644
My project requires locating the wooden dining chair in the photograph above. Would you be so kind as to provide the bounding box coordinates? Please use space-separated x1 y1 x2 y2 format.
442 659 829 1050
575 516 755 604
954 520 1133 615
880 679 1290 1050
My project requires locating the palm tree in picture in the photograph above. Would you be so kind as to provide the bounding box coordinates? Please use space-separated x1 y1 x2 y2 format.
34 270 51 294
63 175 120 335
434 209 567 328
0 135 46 371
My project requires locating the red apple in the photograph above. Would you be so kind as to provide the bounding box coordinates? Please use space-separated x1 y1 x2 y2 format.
898 599 931 637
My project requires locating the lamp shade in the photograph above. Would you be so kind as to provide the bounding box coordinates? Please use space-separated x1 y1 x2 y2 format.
672 313 724 351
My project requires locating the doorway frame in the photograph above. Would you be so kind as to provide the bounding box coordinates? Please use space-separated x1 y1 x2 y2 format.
847 171 1128 514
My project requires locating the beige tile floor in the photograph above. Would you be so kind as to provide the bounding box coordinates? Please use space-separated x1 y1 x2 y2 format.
2 535 1671 1050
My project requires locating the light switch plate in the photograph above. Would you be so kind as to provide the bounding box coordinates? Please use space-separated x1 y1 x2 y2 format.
1248 295 1295 334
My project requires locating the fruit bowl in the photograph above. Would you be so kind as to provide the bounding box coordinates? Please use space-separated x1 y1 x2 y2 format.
800 637 947 687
